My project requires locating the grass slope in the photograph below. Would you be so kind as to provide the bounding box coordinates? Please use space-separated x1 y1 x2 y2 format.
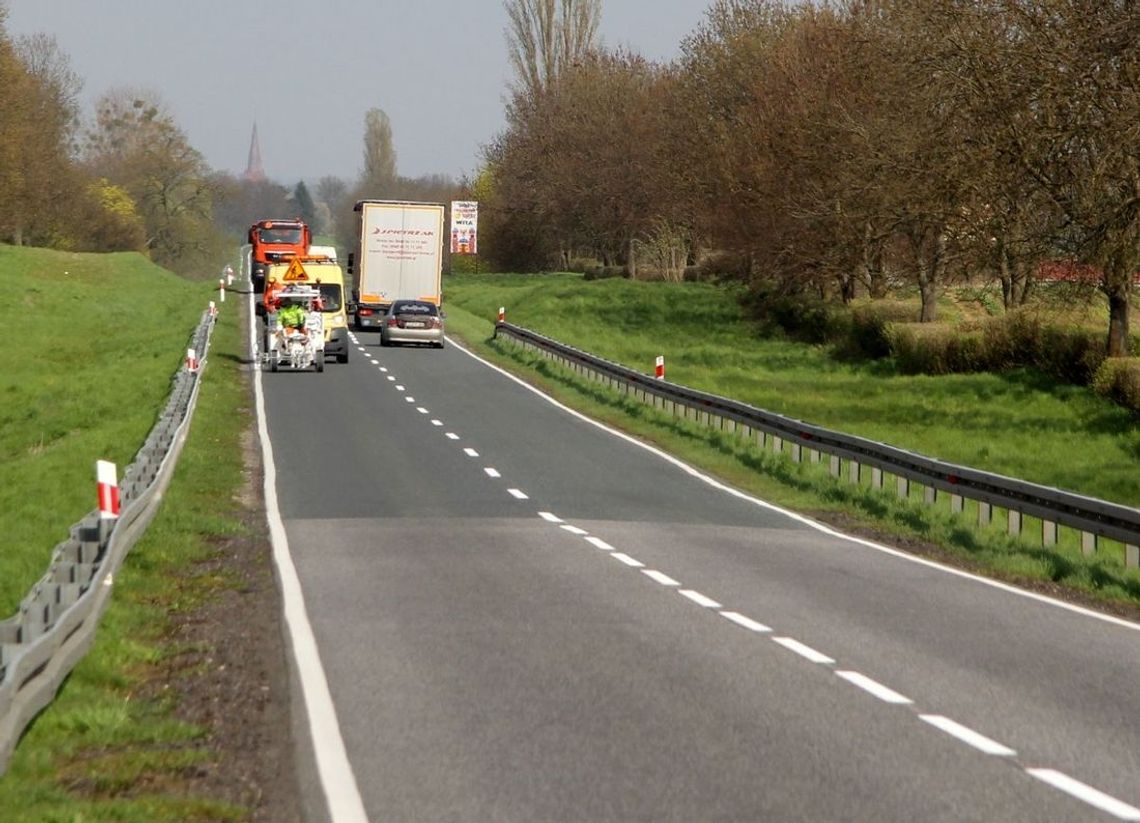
442 272 1140 607
1 246 260 819
1 247 208 615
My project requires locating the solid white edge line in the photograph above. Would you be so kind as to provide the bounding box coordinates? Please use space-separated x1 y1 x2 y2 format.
611 552 645 568
539 511 564 523
835 670 913 705
508 488 529 499
642 569 680 586
585 536 615 551
679 589 722 609
919 715 1016 757
445 336 1140 634
720 611 772 633
1026 769 1140 820
772 637 835 665
251 292 368 823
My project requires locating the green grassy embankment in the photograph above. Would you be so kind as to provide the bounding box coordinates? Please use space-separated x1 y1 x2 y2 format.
442 272 1140 607
1 246 253 820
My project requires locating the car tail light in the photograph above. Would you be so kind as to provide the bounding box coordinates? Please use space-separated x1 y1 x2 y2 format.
428 317 442 329
387 317 398 327
358 308 373 316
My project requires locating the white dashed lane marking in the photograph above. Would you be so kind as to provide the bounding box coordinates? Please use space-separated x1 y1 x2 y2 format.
835 670 913 705
611 553 645 568
559 524 587 535
484 468 501 478
464 448 479 457
585 536 614 551
720 612 772 633
508 489 529 500
773 637 836 665
679 589 722 609
919 715 1017 757
642 569 680 587
1026 770 1140 821
538 512 563 523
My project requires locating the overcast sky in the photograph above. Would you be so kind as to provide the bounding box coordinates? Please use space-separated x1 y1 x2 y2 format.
5 1 713 185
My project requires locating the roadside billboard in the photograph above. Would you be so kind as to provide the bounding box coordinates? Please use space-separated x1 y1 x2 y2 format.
450 201 478 255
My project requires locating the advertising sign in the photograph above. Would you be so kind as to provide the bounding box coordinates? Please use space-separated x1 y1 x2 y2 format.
450 201 478 255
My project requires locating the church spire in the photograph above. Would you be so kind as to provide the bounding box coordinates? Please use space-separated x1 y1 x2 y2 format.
244 122 266 182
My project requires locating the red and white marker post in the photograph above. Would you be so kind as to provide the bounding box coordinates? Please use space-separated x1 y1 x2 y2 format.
209 300 218 318
97 459 120 520
497 306 505 323
655 355 665 380
218 278 226 303
186 347 199 372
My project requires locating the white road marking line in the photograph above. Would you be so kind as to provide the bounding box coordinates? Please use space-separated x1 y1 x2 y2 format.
919 715 1016 757
252 315 368 823
773 637 835 665
585 536 614 551
679 589 722 609
395 385 405 391
835 670 913 705
431 420 443 426
416 407 429 414
1026 769 1140 821
447 339 1140 634
539 512 563 523
445 432 460 440
386 375 395 382
464 448 479 457
404 397 415 403
379 367 388 372
484 467 501 478
720 611 772 633
560 524 588 535
611 552 645 568
642 569 680 586
508 488 529 500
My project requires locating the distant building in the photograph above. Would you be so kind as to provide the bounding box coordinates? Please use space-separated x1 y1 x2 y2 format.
244 123 266 183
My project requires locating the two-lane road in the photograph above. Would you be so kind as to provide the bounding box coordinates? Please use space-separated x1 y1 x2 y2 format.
259 324 1140 822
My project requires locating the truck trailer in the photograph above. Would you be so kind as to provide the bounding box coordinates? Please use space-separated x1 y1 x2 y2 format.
348 200 445 330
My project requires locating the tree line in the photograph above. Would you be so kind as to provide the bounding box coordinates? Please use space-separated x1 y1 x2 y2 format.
484 0 1140 356
0 6 462 279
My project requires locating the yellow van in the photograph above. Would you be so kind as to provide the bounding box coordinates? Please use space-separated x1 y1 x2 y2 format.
264 256 350 363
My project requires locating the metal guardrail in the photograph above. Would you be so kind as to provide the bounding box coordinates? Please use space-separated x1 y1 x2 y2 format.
0 310 216 773
494 321 1140 563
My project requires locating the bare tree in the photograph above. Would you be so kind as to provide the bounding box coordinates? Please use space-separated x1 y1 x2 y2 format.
504 0 601 101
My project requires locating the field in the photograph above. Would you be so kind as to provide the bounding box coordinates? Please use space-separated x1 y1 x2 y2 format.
440 271 1140 607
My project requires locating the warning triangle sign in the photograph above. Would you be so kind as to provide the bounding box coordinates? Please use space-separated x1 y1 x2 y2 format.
283 257 308 281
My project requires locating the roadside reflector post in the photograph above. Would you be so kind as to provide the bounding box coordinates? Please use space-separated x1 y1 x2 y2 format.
219 278 226 303
655 355 665 380
209 300 217 318
97 460 120 522
497 306 505 323
186 347 199 372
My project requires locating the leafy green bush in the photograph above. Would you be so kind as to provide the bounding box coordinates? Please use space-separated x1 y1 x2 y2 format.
1092 357 1140 416
891 324 986 374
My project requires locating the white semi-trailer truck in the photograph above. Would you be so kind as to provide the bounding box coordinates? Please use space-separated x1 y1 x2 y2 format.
348 200 446 330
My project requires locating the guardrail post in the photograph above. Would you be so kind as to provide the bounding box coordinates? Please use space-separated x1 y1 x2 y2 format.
1007 509 1022 537
897 476 909 499
773 436 783 456
849 460 860 484
924 486 936 505
791 443 802 463
830 455 840 478
1042 520 1058 547
979 502 992 526
871 467 883 489
951 494 963 514
1127 545 1139 568
1081 532 1096 556
810 449 820 465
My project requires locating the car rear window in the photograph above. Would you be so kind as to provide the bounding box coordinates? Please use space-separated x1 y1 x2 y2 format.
393 302 437 316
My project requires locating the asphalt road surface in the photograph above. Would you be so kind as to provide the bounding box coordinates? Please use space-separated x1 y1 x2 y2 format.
258 324 1140 822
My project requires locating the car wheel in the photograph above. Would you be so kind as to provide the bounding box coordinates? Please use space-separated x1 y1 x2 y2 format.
316 357 324 373
434 339 445 349
270 358 278 373
337 350 349 363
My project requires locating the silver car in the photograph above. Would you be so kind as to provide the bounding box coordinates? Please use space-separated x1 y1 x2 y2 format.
379 300 445 348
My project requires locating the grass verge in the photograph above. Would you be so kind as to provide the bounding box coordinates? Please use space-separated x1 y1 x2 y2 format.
0 248 262 820
441 273 1140 613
